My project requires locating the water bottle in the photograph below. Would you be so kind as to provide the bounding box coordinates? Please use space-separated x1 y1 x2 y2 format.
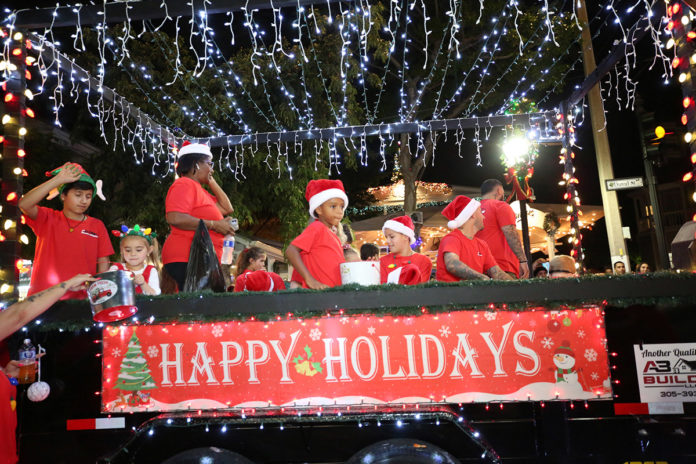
18 338 36 384
220 218 238 265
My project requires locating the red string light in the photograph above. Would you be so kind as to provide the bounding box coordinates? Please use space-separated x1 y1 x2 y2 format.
11 48 21 56
682 114 688 125
4 94 14 103
691 153 696 164
683 172 694 182
683 97 692 108
17 149 26 158
6 192 17 202
672 57 682 69
25 108 35 118
672 3 682 15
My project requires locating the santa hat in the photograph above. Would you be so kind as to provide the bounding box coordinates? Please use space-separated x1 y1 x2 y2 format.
382 216 416 245
386 263 421 285
178 140 212 158
243 270 286 292
45 163 106 201
442 195 480 229
554 341 574 357
305 179 349 218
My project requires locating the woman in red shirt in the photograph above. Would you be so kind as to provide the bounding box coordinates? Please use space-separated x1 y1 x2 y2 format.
162 142 235 291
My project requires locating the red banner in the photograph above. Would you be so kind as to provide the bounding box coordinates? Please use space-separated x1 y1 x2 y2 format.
101 308 611 412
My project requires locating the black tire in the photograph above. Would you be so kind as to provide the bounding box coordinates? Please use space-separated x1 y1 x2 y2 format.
347 439 461 464
161 447 254 464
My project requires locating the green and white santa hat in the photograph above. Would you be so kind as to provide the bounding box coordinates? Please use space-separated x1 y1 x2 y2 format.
45 163 105 201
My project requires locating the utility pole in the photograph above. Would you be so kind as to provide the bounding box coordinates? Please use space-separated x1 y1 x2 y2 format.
635 112 670 270
577 0 629 265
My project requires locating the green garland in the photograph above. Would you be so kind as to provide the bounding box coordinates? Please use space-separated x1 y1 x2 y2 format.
23 272 696 332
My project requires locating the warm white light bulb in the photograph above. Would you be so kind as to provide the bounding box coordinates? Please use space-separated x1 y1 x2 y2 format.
685 132 693 143
18 127 27 136
13 167 22 175
667 38 675 49
1 115 10 125
13 32 22 41
19 235 29 245
680 73 688 83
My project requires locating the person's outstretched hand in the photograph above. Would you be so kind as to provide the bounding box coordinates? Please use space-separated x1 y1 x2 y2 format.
64 274 98 292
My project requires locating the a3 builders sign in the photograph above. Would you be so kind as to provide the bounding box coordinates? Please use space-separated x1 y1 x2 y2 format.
101 308 612 412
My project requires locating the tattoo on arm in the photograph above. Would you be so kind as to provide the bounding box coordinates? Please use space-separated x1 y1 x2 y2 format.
501 225 526 262
488 266 514 280
25 281 68 303
444 253 489 280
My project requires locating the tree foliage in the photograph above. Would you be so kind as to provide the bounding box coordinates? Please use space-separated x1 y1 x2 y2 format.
21 0 580 254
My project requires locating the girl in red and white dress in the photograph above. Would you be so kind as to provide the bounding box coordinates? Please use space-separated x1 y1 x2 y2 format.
109 225 161 295
233 247 267 292
379 216 432 285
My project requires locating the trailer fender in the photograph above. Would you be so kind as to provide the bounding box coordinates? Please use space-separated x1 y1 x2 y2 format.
161 447 254 464
347 439 461 464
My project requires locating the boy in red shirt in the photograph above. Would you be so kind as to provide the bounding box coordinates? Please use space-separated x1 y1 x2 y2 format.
380 215 432 284
436 195 512 282
19 163 114 299
286 179 348 289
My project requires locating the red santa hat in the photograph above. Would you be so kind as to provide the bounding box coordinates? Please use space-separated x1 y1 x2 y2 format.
177 140 212 158
382 215 416 245
243 270 286 292
305 179 349 218
441 195 481 229
386 263 421 285
554 341 574 357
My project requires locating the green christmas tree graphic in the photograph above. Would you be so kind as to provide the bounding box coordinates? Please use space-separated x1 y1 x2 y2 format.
116 331 157 405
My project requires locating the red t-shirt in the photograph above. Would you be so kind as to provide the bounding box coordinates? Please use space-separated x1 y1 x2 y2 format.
162 177 224 264
379 252 432 284
290 221 344 288
0 373 17 464
25 206 114 299
436 229 498 281
475 199 520 276
233 268 253 292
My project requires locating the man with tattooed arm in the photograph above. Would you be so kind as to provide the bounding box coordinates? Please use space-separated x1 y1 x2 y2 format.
436 195 513 282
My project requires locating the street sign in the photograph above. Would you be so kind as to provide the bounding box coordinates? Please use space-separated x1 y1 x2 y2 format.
605 177 644 191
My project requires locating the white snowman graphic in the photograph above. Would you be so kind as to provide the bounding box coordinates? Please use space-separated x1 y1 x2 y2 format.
552 341 579 384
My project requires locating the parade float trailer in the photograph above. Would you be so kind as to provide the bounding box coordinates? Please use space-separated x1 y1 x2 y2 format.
13 273 696 463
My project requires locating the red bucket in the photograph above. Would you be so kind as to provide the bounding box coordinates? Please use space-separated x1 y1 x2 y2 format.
88 270 138 323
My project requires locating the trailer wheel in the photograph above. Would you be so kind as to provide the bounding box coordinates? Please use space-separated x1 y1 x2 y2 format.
347 439 461 464
161 447 254 464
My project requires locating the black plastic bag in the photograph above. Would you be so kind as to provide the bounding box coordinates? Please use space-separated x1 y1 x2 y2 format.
183 220 226 292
